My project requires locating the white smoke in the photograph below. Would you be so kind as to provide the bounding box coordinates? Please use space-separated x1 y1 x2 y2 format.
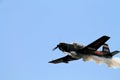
82 55 120 68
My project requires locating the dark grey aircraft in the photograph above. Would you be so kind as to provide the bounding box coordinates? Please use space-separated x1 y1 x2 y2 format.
49 36 120 64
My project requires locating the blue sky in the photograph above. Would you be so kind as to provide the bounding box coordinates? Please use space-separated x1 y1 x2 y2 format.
1 0 120 80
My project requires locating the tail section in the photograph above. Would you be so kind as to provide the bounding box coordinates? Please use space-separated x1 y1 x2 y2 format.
111 51 120 56
102 44 120 58
102 44 110 54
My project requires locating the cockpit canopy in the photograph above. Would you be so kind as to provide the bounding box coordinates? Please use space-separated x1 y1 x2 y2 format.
72 43 85 49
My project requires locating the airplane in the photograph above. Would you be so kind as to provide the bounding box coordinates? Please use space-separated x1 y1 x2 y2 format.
49 36 120 64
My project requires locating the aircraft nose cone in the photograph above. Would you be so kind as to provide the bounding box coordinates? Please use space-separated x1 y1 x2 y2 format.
53 43 68 52
59 43 68 52
53 45 59 51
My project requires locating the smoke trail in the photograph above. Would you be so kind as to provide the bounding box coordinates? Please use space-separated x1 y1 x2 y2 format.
82 55 120 68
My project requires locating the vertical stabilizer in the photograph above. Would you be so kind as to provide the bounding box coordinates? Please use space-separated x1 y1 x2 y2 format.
102 44 110 54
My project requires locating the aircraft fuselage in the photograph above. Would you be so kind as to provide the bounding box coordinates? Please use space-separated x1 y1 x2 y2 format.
57 43 112 59
49 36 119 64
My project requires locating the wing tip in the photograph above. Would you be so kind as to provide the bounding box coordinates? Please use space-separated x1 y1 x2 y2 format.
48 60 68 64
48 61 55 64
103 35 110 38
48 60 59 64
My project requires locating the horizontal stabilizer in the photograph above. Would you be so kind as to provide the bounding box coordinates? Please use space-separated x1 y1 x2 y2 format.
111 50 120 56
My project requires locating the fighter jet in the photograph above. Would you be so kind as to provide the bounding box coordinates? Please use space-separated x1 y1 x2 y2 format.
49 36 120 64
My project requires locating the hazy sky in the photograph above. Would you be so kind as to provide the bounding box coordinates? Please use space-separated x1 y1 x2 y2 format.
1 0 120 80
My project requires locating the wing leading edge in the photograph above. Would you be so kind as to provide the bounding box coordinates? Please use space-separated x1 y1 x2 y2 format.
82 36 110 51
48 55 78 64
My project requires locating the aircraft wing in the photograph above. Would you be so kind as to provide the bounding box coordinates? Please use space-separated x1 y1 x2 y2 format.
48 55 77 64
82 36 110 51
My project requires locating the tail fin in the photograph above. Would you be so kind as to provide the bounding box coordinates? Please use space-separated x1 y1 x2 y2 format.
111 50 120 56
102 44 110 54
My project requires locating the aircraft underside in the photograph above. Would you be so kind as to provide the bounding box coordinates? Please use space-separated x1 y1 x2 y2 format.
65 51 112 60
